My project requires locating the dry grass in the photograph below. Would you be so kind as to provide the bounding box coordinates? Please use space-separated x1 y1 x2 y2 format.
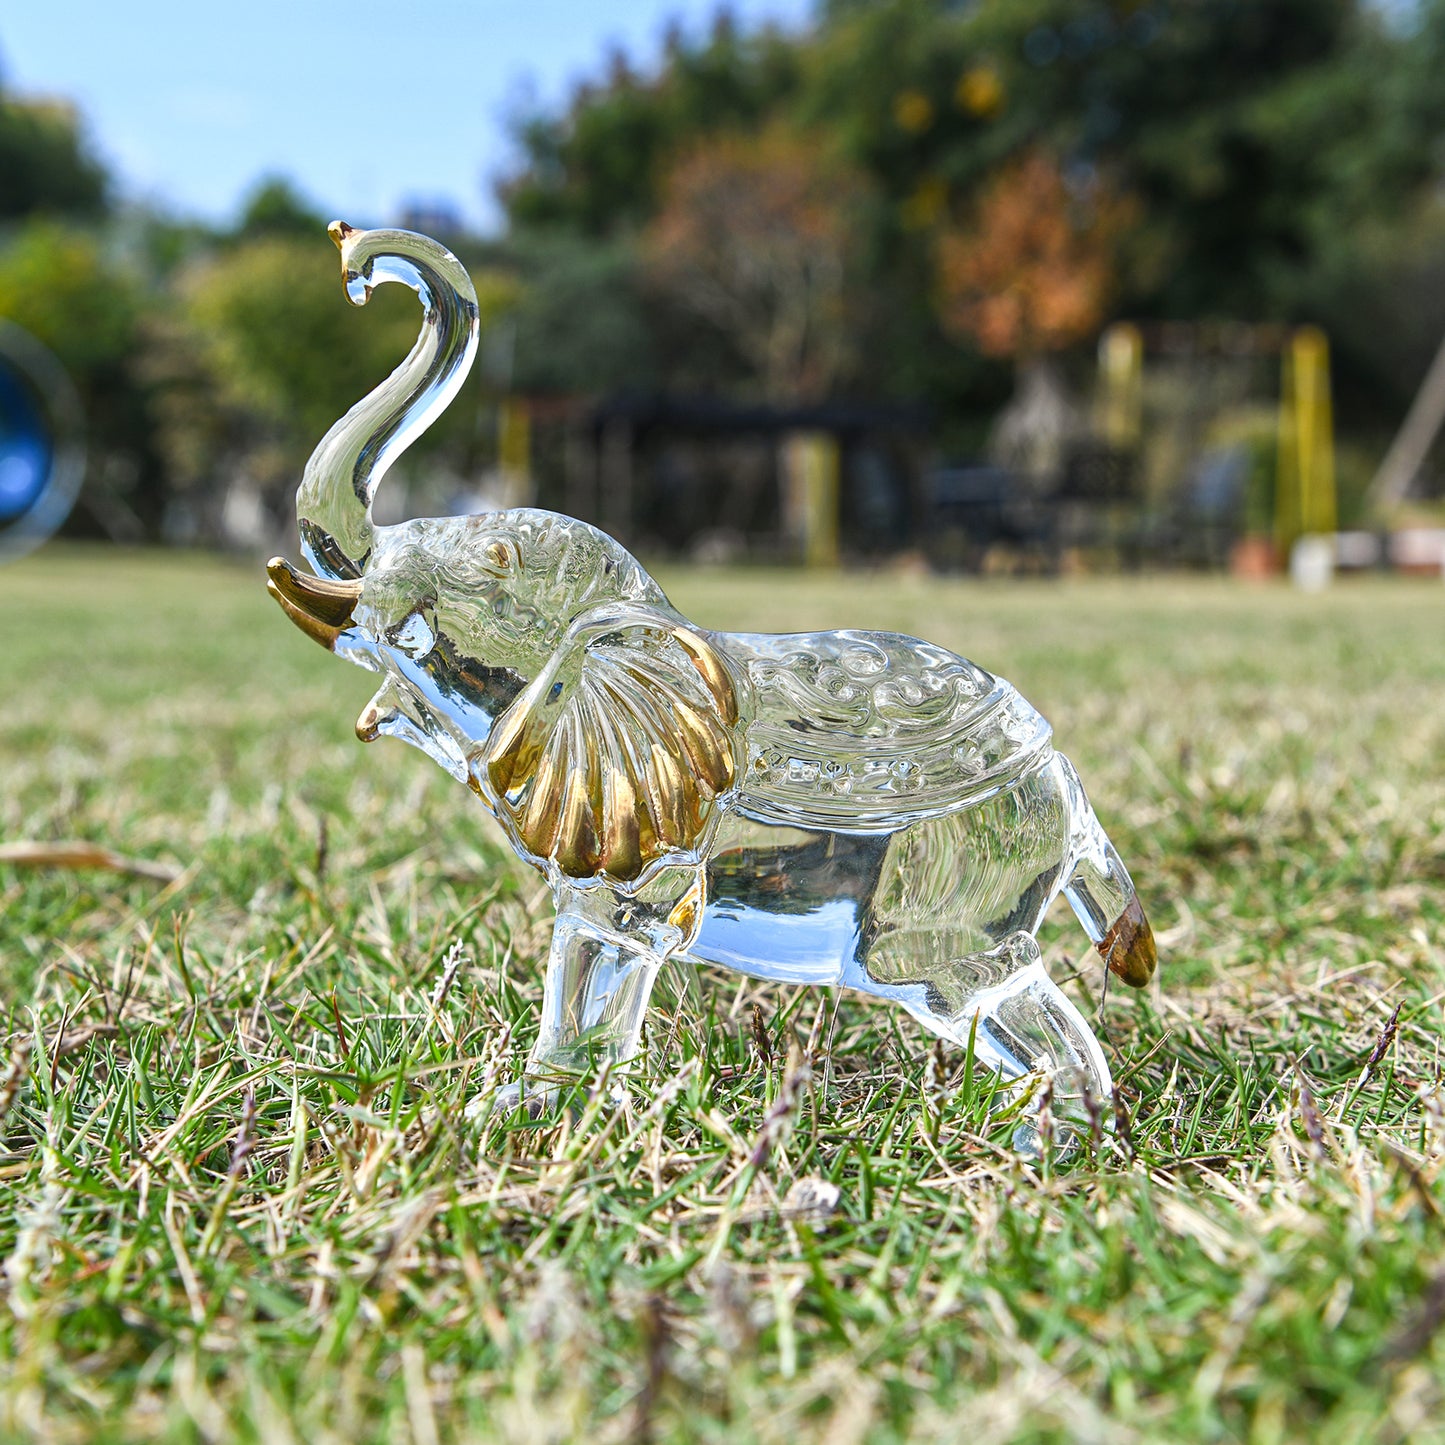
1 547 1443 1442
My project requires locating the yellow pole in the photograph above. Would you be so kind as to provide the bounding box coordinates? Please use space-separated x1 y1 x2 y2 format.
1276 340 1299 554
497 397 532 508
785 432 840 568
1098 322 1143 449
1294 327 1336 537
1277 327 1336 554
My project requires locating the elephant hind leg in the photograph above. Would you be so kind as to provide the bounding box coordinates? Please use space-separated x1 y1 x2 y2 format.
854 931 1112 1157
964 942 1113 1155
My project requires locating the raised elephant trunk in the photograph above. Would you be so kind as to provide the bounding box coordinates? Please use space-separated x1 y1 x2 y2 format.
294 222 480 580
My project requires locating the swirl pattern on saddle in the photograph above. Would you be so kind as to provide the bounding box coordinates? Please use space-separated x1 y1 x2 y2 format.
730 630 1053 830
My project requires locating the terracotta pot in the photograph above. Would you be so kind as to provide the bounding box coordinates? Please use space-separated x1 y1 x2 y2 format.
1230 535 1279 579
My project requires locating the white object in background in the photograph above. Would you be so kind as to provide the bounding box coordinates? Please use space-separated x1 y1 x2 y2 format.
1290 534 1334 591
1333 531 1381 570
1389 528 1445 578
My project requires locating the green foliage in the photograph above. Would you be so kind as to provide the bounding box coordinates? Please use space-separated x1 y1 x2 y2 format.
161 235 518 517
0 221 138 377
501 230 656 395
798 0 1386 322
8 0 1445 531
645 125 871 399
502 19 804 236
0 96 108 222
1289 198 1445 425
182 236 421 450
0 220 166 532
2 555 1443 1439
235 176 327 241
499 0 1445 421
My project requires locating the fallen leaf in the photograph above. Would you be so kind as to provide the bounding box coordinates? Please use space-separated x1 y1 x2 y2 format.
0 841 181 884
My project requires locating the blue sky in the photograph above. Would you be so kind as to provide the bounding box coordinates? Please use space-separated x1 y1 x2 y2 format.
2 0 815 232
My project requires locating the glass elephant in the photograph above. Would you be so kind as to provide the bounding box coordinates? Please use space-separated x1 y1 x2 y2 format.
266 223 1157 1152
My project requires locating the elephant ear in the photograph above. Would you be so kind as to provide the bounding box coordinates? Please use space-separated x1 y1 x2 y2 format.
482 617 740 883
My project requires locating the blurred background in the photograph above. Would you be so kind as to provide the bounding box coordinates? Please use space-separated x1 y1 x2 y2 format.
4 0 1445 578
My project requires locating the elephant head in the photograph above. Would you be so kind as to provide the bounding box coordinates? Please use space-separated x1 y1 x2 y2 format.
267 226 741 888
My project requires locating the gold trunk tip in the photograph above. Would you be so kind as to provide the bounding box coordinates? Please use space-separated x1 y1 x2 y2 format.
328 219 359 250
1097 896 1157 988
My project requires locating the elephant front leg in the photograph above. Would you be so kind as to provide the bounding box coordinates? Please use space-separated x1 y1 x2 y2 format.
527 912 666 1079
472 868 704 1121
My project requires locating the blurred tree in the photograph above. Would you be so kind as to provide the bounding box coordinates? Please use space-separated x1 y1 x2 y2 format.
234 176 325 240
499 0 1445 429
0 95 108 221
503 231 655 395
5 0 1442 543
0 222 136 374
500 15 803 236
935 150 1133 360
644 127 869 400
801 0 1385 321
184 237 418 450
1293 195 1445 496
170 236 516 530
934 149 1135 483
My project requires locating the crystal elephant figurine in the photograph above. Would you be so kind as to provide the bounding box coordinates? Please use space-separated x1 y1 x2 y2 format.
266 223 1157 1152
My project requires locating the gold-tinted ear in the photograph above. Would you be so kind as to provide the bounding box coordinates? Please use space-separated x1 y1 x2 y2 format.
669 625 739 727
482 622 739 883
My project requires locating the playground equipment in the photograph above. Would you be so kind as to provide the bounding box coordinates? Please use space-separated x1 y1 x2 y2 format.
1096 319 1337 567
1367 327 1445 510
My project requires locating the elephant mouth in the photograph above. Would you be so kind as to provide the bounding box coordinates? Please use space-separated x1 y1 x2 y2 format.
266 556 363 651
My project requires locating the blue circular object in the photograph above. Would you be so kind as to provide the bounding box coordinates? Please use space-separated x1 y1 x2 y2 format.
0 324 84 559
0 364 52 522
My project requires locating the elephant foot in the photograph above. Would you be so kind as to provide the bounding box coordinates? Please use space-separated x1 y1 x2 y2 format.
464 1069 626 1126
464 1077 554 1124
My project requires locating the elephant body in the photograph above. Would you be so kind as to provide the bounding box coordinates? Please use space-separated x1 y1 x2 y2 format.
266 226 1156 1152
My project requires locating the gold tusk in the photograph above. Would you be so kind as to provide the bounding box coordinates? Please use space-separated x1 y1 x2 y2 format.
265 557 362 652
266 557 362 627
268 584 342 651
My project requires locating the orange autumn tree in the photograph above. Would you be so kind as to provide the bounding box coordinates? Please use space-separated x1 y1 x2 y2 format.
645 128 868 402
936 150 1134 361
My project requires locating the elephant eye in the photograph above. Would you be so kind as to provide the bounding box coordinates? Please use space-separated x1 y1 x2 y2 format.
483 540 516 575
391 608 437 661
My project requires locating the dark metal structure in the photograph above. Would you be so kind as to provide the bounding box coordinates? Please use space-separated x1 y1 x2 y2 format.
530 392 932 561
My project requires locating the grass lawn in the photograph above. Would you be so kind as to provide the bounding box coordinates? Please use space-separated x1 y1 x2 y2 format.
2 546 1444 1442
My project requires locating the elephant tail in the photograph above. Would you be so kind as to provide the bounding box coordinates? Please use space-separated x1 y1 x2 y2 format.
1056 756 1157 988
